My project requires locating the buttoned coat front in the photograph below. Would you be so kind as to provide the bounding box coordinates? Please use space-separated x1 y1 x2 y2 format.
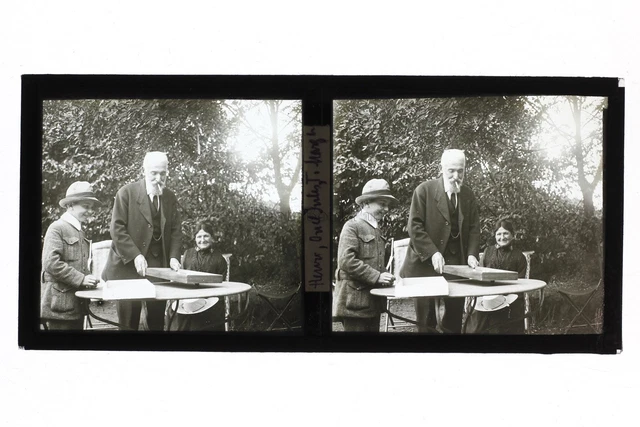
102 179 182 281
399 177 481 278
334 217 388 319
41 219 91 320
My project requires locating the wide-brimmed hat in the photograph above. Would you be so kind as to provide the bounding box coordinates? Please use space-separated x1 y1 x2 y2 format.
355 179 398 206
171 297 220 315
59 181 101 208
474 294 518 312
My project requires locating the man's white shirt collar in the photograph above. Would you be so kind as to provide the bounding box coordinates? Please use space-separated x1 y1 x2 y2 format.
61 212 82 231
442 179 460 207
357 211 378 229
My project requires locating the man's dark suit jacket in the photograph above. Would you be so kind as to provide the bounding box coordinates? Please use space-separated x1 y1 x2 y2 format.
102 179 182 281
399 177 480 278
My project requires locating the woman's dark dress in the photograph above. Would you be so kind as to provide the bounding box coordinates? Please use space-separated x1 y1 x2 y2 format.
166 247 227 331
465 244 527 334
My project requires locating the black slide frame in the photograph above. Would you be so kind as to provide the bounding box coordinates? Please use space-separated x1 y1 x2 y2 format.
19 75 623 353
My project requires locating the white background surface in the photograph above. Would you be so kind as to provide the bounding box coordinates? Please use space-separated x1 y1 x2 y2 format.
1 1 637 425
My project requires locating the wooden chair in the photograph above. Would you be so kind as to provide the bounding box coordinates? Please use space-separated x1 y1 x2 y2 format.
166 252 250 331
472 250 537 333
221 253 232 331
83 239 118 330
383 238 415 332
521 251 537 332
221 253 251 331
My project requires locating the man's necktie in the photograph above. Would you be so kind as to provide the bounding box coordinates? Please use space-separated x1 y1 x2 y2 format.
153 195 159 211
450 192 457 209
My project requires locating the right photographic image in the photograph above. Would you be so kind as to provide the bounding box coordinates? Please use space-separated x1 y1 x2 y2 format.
332 96 605 334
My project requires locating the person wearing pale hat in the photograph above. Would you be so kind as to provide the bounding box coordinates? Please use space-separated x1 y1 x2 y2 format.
334 179 397 332
41 181 102 330
465 219 527 334
102 151 183 331
399 149 481 333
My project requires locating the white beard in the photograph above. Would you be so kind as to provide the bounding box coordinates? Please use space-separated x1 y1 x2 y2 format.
444 179 462 194
147 181 165 196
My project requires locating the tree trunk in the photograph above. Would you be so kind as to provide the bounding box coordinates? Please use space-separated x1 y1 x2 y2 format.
582 187 595 218
569 96 597 220
278 191 291 218
266 100 292 217
568 96 602 259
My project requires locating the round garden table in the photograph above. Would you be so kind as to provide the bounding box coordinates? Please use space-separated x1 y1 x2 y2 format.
76 281 251 330
371 278 546 333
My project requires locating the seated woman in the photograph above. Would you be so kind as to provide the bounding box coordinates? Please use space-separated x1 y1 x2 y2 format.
466 219 528 334
41 181 101 330
333 179 397 332
165 221 227 331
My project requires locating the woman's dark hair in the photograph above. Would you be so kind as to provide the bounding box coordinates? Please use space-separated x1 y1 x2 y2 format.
494 219 515 235
194 221 215 237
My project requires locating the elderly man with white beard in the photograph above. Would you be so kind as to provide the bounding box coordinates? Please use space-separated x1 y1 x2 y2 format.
102 151 183 331
399 149 480 333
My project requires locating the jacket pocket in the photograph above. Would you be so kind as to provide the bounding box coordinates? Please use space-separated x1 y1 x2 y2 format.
50 283 76 313
345 280 372 311
62 235 81 262
358 234 376 259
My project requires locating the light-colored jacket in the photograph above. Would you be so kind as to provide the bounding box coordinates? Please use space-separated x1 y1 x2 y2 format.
41 219 90 320
334 217 387 319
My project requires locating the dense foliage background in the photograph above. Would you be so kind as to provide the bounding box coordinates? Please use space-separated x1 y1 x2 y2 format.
42 99 301 289
334 96 604 286
41 96 605 320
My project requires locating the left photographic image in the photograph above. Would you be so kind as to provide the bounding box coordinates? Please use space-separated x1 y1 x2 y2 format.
40 99 302 333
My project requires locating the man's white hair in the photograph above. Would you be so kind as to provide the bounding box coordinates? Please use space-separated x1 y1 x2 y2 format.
441 149 466 166
143 151 168 170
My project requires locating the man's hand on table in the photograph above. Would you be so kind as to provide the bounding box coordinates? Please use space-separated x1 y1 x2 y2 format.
467 255 479 269
134 254 148 277
431 252 445 274
170 258 181 271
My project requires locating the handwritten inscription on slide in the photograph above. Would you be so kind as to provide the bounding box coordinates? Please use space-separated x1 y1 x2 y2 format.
303 126 331 292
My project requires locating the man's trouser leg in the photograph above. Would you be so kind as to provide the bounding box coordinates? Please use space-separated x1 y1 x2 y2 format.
142 245 167 331
442 297 465 334
142 300 167 331
117 300 142 330
442 236 464 333
414 297 436 333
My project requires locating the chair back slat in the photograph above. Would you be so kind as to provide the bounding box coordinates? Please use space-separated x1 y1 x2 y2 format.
222 254 232 281
391 238 411 281
91 240 112 279
522 251 534 279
